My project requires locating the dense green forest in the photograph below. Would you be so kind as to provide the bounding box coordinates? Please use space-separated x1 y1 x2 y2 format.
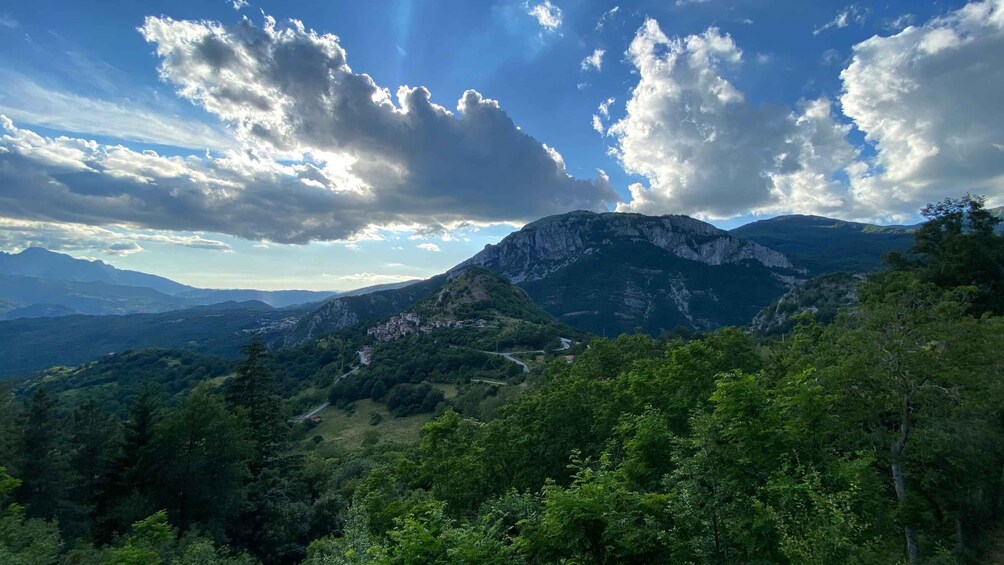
1 197 1003 563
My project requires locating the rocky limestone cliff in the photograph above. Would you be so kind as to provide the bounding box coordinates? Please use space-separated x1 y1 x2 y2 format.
280 211 809 344
448 211 804 336
452 211 794 283
751 272 863 335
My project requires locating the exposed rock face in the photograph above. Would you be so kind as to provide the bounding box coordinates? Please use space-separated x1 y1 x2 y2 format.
451 211 804 335
283 299 359 346
282 211 809 344
452 211 793 282
751 272 863 335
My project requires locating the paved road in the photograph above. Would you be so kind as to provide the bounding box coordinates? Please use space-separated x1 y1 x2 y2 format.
299 402 329 420
470 378 509 386
484 351 530 373
293 365 359 422
558 337 572 350
333 365 359 384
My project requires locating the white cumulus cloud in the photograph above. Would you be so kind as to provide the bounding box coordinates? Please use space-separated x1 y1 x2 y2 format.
840 0 1004 214
604 2 1004 221
581 49 605 71
608 20 856 218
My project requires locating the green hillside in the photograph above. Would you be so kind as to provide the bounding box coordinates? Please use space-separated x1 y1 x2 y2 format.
412 267 553 324
520 239 789 335
751 271 862 335
17 348 231 415
731 214 914 274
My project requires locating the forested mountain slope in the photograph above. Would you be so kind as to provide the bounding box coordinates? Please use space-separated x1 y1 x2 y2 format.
452 211 803 335
730 214 915 274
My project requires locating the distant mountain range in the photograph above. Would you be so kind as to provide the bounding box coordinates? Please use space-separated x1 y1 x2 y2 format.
0 247 416 320
0 210 921 377
0 246 192 294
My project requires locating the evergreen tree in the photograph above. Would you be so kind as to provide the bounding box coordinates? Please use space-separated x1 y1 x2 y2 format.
225 338 286 471
104 383 161 538
68 398 120 540
226 339 309 563
0 384 19 473
151 385 251 539
18 388 73 525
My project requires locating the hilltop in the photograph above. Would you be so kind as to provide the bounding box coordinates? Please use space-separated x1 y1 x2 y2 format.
730 214 915 275
412 267 553 324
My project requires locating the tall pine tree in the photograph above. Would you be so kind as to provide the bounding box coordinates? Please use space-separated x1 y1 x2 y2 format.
67 399 119 541
226 338 309 563
0 384 20 473
225 338 286 472
18 388 73 526
103 383 161 539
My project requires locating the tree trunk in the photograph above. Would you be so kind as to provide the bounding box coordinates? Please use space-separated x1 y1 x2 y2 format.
954 514 965 560
892 392 920 563
710 481 723 560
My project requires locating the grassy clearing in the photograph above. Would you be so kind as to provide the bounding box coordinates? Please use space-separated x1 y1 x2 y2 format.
206 373 233 387
305 400 432 448
302 383 458 449
431 382 459 398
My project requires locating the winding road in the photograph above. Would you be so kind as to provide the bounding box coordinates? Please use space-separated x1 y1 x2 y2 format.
472 337 575 375
293 364 359 422
297 340 575 421
486 351 531 373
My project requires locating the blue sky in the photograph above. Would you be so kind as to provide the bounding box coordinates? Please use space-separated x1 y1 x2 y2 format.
0 0 1001 290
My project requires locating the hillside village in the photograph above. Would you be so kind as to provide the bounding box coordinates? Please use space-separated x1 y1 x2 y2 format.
366 311 492 341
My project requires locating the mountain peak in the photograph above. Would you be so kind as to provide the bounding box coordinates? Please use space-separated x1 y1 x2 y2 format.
444 210 803 335
18 246 58 255
454 210 793 284
0 246 191 295
16 247 108 264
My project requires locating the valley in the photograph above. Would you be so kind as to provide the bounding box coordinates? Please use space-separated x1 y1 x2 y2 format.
3 201 1002 564
3 0 1003 560
0 211 909 379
